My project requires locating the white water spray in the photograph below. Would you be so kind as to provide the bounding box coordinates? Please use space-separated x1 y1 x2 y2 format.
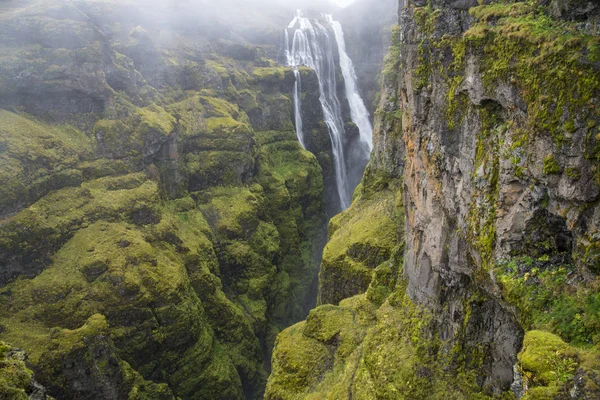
285 10 372 210
326 14 373 151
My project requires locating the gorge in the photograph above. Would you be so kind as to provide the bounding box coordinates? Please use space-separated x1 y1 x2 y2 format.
1 0 600 400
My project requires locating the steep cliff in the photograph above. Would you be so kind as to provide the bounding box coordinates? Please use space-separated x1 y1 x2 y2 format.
0 1 329 398
267 0 600 399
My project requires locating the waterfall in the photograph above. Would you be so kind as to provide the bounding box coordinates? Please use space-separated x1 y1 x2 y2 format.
285 10 372 211
326 14 373 151
292 69 305 148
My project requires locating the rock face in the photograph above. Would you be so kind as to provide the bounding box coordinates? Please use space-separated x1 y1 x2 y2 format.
0 1 330 399
268 0 600 399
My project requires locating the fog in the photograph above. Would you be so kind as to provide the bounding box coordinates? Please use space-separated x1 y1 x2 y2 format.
0 0 390 41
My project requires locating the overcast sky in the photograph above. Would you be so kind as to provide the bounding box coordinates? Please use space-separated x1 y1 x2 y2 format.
330 0 356 7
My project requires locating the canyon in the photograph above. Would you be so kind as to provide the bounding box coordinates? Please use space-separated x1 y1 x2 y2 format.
1 0 599 399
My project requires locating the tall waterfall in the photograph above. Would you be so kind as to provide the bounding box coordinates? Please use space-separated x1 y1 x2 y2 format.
326 15 373 151
285 10 372 211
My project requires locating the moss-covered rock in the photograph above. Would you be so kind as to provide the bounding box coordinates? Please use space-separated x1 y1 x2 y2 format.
0 5 329 395
0 75 326 400
0 342 40 400
319 182 403 305
518 330 600 399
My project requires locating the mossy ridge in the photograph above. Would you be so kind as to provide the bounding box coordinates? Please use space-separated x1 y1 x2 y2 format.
266 296 375 400
0 109 93 215
255 130 326 325
252 67 287 82
193 129 326 331
318 174 403 305
268 282 498 400
35 314 175 400
518 330 600 399
0 172 160 282
166 93 258 190
94 99 175 161
0 204 257 398
0 173 267 397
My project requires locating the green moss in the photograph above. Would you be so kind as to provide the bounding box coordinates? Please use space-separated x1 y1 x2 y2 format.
319 180 402 305
254 130 326 325
415 41 432 90
265 322 333 399
252 67 286 82
565 167 582 180
382 29 402 83
206 60 229 78
495 258 600 346
469 2 533 22
0 207 252 398
94 100 176 160
0 342 33 400
543 154 562 175
136 104 175 136
268 284 494 400
519 330 577 389
465 102 503 271
0 109 93 212
78 159 131 180
465 2 599 147
197 185 264 238
266 295 377 400
516 330 600 399
166 95 207 137
0 172 162 286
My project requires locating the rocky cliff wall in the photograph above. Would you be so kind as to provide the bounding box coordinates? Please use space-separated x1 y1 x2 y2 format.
267 1 600 398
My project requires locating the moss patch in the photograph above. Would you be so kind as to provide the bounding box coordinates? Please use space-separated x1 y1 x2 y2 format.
0 342 34 400
319 177 403 305
0 110 92 214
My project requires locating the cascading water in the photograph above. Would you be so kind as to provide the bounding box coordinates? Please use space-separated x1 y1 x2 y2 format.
326 15 373 151
285 10 372 211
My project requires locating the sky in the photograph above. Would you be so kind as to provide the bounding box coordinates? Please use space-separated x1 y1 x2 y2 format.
330 0 356 7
